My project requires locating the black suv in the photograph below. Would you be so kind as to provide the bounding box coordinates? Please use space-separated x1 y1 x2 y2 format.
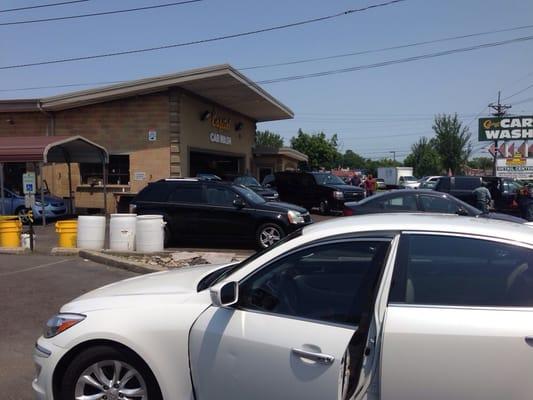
435 176 520 213
232 176 279 201
131 179 312 249
269 171 365 214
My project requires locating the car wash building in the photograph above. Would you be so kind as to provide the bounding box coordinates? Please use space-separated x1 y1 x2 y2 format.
0 65 294 212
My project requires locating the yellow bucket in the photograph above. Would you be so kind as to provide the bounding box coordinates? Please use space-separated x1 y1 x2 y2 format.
0 217 22 248
55 219 78 248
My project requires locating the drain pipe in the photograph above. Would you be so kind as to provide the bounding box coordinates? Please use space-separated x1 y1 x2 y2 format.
37 101 54 136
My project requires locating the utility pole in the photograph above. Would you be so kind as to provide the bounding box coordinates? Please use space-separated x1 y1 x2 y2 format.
488 91 512 176
389 151 396 162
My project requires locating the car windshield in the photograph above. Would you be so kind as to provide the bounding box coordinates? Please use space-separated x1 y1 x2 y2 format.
402 176 417 181
233 185 266 204
314 173 345 185
234 176 260 186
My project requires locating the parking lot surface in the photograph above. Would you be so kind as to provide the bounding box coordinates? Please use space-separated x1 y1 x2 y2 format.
0 254 136 400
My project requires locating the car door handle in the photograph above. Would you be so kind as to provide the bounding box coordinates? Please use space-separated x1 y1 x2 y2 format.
291 348 335 365
525 336 533 346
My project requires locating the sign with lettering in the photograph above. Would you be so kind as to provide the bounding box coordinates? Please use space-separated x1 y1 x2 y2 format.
478 116 533 141
211 115 232 131
22 172 36 194
209 132 232 145
496 158 533 179
134 172 146 181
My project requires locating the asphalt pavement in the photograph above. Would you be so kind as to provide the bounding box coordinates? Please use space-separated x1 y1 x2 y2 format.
0 254 136 400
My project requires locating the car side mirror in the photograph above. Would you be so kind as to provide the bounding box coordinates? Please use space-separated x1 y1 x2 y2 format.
210 281 239 307
233 198 245 209
456 207 469 216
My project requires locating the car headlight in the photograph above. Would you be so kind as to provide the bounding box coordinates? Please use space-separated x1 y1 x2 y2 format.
333 191 344 200
44 313 85 338
287 210 305 224
34 201 49 207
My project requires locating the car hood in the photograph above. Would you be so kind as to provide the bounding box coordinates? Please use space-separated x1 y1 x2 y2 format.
324 184 364 193
61 263 232 313
259 201 307 213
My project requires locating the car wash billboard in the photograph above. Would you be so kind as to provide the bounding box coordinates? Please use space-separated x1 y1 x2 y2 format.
479 116 533 141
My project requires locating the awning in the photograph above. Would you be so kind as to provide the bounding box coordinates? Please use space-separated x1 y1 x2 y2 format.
0 135 108 163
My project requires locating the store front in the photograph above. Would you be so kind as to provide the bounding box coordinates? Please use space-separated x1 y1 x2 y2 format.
0 65 294 213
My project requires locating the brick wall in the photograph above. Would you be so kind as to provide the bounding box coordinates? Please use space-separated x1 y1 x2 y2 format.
0 112 48 137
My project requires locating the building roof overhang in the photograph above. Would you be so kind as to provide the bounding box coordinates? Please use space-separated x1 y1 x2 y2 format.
0 65 293 122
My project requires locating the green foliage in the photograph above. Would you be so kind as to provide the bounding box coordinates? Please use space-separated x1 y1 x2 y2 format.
432 114 471 175
404 137 441 176
255 130 284 149
342 150 366 169
290 129 340 170
468 157 493 171
364 158 402 176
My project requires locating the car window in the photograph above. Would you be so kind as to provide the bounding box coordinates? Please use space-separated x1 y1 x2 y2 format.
436 178 450 191
376 194 418 211
389 234 533 307
455 178 480 190
168 185 203 203
238 240 391 326
234 176 260 186
313 173 345 185
206 187 238 206
134 182 174 202
419 195 459 213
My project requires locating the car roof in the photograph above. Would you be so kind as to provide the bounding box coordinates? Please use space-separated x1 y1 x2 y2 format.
302 213 533 246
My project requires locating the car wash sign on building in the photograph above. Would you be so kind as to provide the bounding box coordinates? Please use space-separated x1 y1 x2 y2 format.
479 116 533 141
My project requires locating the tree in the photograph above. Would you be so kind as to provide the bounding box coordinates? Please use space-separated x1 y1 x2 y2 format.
342 150 365 169
432 114 472 175
468 157 493 171
255 130 284 149
404 137 441 176
290 129 340 170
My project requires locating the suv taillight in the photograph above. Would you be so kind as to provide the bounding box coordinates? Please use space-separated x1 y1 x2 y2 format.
343 207 354 216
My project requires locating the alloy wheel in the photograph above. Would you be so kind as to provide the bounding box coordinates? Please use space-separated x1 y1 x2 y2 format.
74 360 148 400
259 226 281 248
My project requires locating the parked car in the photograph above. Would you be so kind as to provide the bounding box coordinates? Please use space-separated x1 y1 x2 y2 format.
233 175 279 201
376 178 386 190
33 214 533 400
196 173 222 181
269 171 365 214
418 175 442 190
0 188 67 222
131 179 311 249
399 175 419 189
435 176 520 213
343 189 525 223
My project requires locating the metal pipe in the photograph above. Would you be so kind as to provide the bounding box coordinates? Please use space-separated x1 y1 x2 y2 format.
67 162 74 214
40 162 46 226
0 162 5 215
102 158 108 216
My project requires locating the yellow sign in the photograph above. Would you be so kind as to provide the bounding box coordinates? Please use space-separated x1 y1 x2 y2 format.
506 153 526 166
211 115 232 131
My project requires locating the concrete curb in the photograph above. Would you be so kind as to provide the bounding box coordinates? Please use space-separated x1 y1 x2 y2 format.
51 247 80 256
78 250 164 274
0 247 29 255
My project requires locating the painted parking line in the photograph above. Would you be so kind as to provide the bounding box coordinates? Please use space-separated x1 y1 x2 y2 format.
0 259 70 277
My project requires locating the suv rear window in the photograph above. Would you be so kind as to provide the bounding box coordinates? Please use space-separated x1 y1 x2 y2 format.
134 182 175 202
454 177 481 190
168 185 203 203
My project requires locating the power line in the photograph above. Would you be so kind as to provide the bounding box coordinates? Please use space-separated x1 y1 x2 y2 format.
502 82 533 101
0 0 407 70
0 0 203 26
240 23 533 71
0 0 89 13
255 35 533 85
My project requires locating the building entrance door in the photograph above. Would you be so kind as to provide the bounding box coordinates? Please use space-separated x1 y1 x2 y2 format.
190 151 243 180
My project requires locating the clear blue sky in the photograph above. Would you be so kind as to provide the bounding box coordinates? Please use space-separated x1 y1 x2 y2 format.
1 0 533 160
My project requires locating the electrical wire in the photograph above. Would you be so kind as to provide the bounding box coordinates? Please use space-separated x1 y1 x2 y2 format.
0 0 407 70
0 0 90 13
502 82 533 101
0 0 203 26
240 23 533 71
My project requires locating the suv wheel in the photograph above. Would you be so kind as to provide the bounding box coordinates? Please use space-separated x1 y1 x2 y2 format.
319 199 330 215
256 223 285 249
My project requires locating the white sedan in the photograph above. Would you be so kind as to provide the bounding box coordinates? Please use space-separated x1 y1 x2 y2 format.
34 214 533 400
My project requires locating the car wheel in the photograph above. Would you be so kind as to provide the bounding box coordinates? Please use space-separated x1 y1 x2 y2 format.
319 199 330 215
59 345 162 400
256 223 285 249
15 206 31 224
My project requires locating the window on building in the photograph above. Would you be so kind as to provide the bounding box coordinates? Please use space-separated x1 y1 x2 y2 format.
79 155 130 185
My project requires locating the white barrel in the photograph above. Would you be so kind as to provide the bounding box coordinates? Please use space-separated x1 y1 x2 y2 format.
77 216 106 250
109 214 137 251
135 215 166 252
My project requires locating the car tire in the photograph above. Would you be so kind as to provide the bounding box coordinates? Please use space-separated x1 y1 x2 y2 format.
319 199 330 215
58 345 162 400
256 222 285 249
